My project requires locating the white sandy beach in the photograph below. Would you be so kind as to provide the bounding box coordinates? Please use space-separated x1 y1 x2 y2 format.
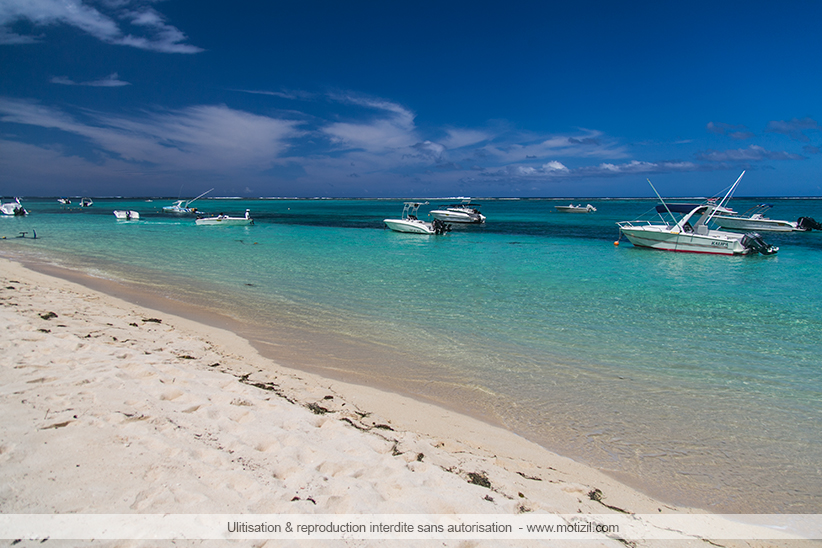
0 257 799 547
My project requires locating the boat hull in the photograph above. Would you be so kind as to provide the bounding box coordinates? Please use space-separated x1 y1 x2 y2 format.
384 218 434 234
113 210 140 220
195 218 252 226
555 205 595 213
429 210 485 223
619 226 749 255
0 207 26 216
712 216 798 232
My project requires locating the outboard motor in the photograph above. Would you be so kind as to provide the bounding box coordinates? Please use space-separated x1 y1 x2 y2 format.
797 216 822 231
741 232 779 255
431 219 451 235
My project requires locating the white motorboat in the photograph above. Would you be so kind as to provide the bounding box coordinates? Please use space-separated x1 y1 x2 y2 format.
57 197 71 205
555 203 596 213
163 188 213 215
195 209 253 226
711 203 821 232
1 198 27 216
163 200 195 214
80 197 93 207
617 173 778 256
429 199 486 223
384 202 450 234
113 210 140 220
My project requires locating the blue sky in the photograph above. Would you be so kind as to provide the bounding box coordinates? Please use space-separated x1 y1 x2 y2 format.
1 0 821 198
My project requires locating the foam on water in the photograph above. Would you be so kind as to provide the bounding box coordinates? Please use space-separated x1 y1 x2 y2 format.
4 196 822 512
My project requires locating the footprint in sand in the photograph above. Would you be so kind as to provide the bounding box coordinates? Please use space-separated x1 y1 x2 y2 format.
158 388 184 401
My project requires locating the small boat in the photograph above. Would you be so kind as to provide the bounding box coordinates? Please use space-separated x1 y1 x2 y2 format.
429 199 486 223
195 209 253 226
711 203 821 233
162 188 213 215
617 172 778 256
80 197 93 207
384 202 450 234
113 210 140 220
57 197 71 205
555 203 596 213
1 198 27 216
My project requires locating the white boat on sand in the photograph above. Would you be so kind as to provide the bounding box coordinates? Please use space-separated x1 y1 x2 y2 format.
617 173 778 256
195 209 253 226
429 199 486 223
711 203 822 233
163 188 213 215
113 210 140 220
384 202 450 234
1 198 27 216
555 203 596 213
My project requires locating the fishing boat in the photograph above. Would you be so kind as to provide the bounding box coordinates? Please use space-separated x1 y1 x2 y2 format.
617 172 778 255
195 209 253 226
711 203 822 233
555 203 596 213
429 199 486 223
113 210 140 220
0 198 27 216
384 202 450 234
162 188 213 215
80 197 93 207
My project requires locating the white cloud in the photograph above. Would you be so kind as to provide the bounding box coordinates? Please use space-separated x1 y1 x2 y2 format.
765 117 820 143
695 145 804 162
322 94 418 153
578 160 699 176
706 121 755 140
233 88 317 101
323 118 418 151
478 130 628 164
542 161 569 172
0 98 304 171
410 140 445 161
441 128 491 149
0 26 40 44
0 0 202 53
330 93 415 125
481 159 701 180
51 72 130 87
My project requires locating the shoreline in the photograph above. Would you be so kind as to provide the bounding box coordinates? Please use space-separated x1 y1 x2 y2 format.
4 253 757 515
0 256 802 545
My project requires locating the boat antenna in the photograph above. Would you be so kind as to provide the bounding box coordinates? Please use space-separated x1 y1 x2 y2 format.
717 171 744 209
186 188 214 207
647 178 677 226
706 171 745 224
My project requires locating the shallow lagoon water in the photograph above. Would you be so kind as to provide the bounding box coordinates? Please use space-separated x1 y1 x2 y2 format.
3 196 821 513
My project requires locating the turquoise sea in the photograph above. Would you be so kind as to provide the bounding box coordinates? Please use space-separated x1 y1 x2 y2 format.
3 196 822 513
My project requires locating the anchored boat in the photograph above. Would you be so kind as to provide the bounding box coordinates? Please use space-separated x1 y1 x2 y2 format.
429 199 486 223
0 198 27 216
163 188 213 215
384 202 450 234
195 209 253 226
711 203 822 233
617 172 778 256
555 203 596 213
113 210 140 220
